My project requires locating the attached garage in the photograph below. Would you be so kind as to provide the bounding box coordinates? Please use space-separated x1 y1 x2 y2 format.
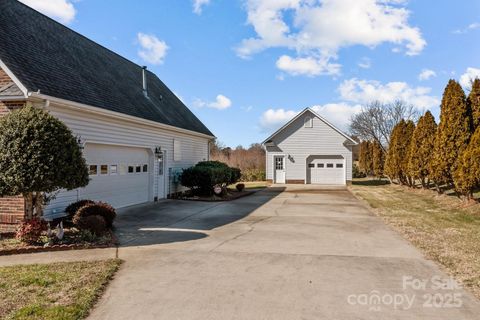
306 156 345 185
80 144 153 208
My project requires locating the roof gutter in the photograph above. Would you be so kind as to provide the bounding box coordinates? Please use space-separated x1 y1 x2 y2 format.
28 92 216 140
0 95 27 101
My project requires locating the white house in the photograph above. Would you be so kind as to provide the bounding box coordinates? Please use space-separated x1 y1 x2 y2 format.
263 108 357 185
0 0 214 224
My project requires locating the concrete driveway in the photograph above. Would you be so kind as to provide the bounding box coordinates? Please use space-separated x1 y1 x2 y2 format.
89 186 480 320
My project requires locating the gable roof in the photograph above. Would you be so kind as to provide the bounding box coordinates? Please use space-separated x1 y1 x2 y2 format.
262 108 358 145
0 0 214 137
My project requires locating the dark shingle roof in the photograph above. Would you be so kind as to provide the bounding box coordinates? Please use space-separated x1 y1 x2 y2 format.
0 0 214 137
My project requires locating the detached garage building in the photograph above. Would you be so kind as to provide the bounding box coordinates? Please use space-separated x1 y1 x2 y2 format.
263 108 357 185
0 0 214 228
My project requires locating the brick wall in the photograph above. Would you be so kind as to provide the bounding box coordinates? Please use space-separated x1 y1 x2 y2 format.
0 68 26 232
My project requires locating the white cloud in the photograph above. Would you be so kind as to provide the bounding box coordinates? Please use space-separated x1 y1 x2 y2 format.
194 94 232 110
453 22 480 34
276 55 341 76
358 57 372 69
137 33 169 65
311 103 362 131
459 67 480 89
260 108 298 131
418 69 436 81
237 0 425 76
339 78 439 109
193 0 211 14
260 103 361 132
20 0 76 24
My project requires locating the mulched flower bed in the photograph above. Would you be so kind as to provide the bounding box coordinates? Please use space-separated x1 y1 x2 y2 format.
174 189 256 202
0 228 117 256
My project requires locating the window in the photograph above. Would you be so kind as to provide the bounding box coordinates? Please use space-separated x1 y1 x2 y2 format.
119 165 127 175
89 165 98 175
304 116 313 128
143 164 148 173
327 163 334 168
317 163 324 168
308 163 315 168
110 165 118 175
174 139 182 161
275 157 284 170
128 166 134 174
336 163 344 168
136 165 141 173
100 165 108 175
158 154 164 175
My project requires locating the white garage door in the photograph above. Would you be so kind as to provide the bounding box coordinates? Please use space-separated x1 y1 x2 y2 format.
307 157 345 185
81 144 151 208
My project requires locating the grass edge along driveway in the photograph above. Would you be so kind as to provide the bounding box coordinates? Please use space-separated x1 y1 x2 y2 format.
350 181 480 301
0 259 122 320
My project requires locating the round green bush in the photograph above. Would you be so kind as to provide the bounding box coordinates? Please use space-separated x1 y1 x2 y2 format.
65 199 95 219
74 215 106 235
73 202 116 228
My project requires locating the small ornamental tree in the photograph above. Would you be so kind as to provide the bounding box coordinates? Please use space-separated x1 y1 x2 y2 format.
468 78 480 130
430 80 472 189
453 125 480 200
372 141 384 178
407 111 437 188
0 106 89 219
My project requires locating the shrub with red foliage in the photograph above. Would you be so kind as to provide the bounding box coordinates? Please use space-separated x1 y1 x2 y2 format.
16 218 48 244
73 202 116 228
236 183 245 192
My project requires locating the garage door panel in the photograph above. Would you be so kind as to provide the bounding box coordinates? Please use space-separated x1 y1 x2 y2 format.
308 157 345 185
81 144 151 208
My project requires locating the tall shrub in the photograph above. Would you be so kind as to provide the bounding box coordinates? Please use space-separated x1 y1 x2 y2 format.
0 106 89 219
454 125 480 199
468 78 480 130
430 80 472 190
359 141 374 176
385 120 414 185
407 111 437 188
372 141 384 178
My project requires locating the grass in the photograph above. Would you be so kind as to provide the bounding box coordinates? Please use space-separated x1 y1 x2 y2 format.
229 181 271 189
0 259 122 320
350 179 480 299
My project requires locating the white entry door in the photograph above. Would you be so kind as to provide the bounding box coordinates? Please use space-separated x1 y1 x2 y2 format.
308 157 345 185
274 156 286 184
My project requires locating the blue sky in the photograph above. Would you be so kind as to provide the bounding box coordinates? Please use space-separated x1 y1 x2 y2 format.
20 0 480 147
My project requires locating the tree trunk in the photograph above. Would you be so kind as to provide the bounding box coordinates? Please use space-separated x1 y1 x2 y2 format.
34 192 44 218
24 192 34 220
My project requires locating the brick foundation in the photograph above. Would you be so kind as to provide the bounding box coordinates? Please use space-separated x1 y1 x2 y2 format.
286 179 305 184
0 196 25 233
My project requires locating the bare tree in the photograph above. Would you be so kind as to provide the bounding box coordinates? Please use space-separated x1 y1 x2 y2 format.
349 100 420 152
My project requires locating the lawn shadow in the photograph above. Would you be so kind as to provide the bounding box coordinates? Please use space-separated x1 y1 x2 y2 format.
352 178 390 186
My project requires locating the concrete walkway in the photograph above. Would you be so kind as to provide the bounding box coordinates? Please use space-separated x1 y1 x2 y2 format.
3 186 479 319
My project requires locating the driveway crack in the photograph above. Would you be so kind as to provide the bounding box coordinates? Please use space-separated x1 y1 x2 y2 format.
209 216 272 252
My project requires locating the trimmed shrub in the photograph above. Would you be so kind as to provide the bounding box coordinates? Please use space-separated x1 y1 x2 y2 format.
180 161 241 196
73 202 116 228
236 183 245 192
65 199 95 219
74 215 107 235
16 218 47 244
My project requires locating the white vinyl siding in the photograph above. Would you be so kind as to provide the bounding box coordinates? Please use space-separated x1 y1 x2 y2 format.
42 102 210 219
265 110 353 183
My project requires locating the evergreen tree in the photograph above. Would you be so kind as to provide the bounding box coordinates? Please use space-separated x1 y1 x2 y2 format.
358 141 368 174
372 141 384 178
430 80 472 190
454 125 480 200
468 78 480 130
407 111 437 188
365 140 374 176
385 120 414 185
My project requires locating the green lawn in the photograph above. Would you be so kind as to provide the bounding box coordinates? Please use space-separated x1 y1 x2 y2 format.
350 180 480 300
0 259 122 320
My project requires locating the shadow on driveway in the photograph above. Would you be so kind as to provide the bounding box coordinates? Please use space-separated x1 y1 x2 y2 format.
114 187 285 247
